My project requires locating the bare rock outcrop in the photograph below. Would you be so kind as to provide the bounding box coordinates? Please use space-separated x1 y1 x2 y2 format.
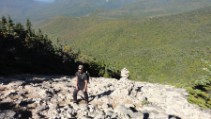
0 75 210 119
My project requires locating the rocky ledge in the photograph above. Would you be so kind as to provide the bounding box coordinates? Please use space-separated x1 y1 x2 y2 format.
0 75 210 119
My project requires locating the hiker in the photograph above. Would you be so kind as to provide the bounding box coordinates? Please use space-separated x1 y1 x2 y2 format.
73 65 89 103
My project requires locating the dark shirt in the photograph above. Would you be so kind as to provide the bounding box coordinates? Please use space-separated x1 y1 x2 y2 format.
76 71 88 90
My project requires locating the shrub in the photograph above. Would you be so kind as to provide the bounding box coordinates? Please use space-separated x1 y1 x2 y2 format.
187 60 211 109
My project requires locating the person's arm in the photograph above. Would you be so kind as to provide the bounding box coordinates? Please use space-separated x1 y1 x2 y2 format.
76 77 78 90
83 79 88 92
75 73 78 90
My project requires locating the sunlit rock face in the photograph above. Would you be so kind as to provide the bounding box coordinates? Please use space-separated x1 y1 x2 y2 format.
0 75 210 119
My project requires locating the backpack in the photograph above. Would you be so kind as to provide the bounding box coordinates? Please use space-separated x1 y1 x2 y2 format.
85 71 90 83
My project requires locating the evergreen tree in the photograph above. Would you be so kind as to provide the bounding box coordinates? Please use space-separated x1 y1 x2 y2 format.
0 16 119 78
26 19 32 36
7 16 14 33
1 16 7 33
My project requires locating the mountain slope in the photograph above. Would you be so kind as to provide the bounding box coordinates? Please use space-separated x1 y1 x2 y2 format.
0 0 48 22
1 0 211 22
97 0 211 18
0 0 137 22
38 7 211 84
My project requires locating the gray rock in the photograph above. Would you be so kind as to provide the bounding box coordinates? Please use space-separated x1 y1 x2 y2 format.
80 115 93 119
105 110 114 117
18 90 28 97
94 114 105 119
5 90 17 97
111 112 118 119
114 104 139 118
101 103 112 110
11 81 25 88
79 103 88 111
71 102 80 111
60 106 77 118
0 110 16 119
36 105 49 112
124 104 136 109
88 105 96 113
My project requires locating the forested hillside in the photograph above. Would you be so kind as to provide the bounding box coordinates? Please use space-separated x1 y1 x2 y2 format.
0 17 119 78
39 7 211 85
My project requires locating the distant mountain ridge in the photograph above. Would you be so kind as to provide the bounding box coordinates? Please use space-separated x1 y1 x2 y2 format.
0 0 136 22
1 0 211 22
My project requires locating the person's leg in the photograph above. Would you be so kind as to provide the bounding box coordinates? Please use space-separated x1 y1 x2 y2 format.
83 91 88 103
73 89 79 102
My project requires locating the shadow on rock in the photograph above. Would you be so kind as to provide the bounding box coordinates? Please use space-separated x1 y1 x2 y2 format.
0 75 73 85
96 90 114 98
168 115 181 119
143 112 149 119
0 102 32 119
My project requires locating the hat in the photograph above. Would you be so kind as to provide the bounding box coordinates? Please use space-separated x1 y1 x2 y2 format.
78 65 84 70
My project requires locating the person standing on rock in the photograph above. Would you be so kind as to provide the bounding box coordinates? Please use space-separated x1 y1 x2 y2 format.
73 65 89 104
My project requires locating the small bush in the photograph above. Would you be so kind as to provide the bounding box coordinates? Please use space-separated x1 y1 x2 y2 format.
187 61 211 109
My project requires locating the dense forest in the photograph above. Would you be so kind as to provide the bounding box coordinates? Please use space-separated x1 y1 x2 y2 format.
39 7 211 85
0 16 120 78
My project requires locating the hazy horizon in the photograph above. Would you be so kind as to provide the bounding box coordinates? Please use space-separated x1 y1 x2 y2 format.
33 0 55 2
1 0 211 22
